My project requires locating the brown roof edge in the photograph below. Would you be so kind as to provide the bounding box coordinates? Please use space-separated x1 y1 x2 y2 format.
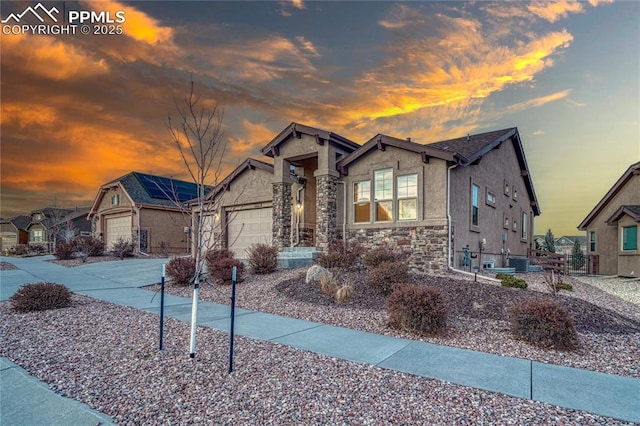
261 122 359 158
578 161 640 230
605 205 640 225
337 134 460 171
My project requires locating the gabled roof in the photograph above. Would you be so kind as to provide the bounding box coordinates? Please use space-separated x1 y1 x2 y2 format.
89 171 202 216
201 158 274 203
10 215 31 230
338 127 540 215
606 205 640 225
261 122 360 158
579 161 640 230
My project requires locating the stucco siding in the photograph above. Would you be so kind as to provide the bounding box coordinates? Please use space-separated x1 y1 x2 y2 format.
584 174 640 275
139 209 188 254
449 138 534 269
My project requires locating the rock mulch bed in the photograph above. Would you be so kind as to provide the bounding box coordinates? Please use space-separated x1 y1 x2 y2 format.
0 297 634 425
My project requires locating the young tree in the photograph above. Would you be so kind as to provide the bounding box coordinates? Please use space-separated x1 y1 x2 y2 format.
544 229 556 253
571 239 585 270
167 79 227 359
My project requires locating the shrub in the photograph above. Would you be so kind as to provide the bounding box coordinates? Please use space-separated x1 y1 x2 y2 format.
247 243 278 274
362 247 402 269
13 244 29 256
166 257 196 286
74 237 105 257
112 237 134 259
319 275 338 295
507 298 578 350
54 242 76 260
10 282 72 312
205 248 235 271
210 257 245 285
387 284 448 335
335 284 355 304
497 273 527 289
316 240 364 269
368 261 409 295
158 241 171 257
306 265 332 285
556 282 573 291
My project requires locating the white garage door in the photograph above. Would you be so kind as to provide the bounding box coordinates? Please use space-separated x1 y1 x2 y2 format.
227 207 272 258
1 233 17 250
105 216 132 249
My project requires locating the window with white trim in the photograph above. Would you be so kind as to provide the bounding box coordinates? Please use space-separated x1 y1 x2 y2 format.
622 226 637 251
353 181 371 223
111 194 120 206
374 169 393 221
521 212 528 239
589 231 596 252
32 229 44 242
397 174 417 221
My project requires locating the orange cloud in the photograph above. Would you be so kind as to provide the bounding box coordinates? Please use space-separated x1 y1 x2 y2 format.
227 120 277 156
0 33 108 80
82 0 174 44
507 90 571 112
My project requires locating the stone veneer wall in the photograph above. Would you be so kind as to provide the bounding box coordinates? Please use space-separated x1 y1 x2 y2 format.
345 225 449 273
315 175 338 252
272 182 292 250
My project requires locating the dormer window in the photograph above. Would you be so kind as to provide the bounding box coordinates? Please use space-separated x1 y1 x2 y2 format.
111 195 120 206
34 214 42 221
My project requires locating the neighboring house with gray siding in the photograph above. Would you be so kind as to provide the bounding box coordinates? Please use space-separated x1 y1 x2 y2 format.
578 161 640 277
200 122 540 271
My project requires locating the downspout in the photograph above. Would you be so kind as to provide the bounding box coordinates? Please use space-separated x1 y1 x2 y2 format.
446 163 498 282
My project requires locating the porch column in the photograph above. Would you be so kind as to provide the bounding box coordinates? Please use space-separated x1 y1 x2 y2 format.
272 182 292 250
315 173 338 252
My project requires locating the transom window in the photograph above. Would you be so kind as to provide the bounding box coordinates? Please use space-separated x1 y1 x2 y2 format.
374 169 393 222
622 226 637 251
397 174 417 221
353 181 371 223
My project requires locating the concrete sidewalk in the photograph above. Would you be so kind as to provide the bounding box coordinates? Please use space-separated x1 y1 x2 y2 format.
1 256 639 424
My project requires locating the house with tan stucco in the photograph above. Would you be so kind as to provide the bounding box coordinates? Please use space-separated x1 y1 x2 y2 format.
579 161 640 277
199 122 540 272
88 172 200 254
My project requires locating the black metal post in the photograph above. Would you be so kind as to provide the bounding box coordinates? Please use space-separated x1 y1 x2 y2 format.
228 266 237 374
159 264 165 351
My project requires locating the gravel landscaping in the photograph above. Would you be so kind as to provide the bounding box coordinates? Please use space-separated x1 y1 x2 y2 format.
1 261 639 424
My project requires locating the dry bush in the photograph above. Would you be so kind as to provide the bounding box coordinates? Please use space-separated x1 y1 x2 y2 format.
368 261 409 295
13 244 29 256
210 257 245 285
247 243 278 274
54 242 76 260
205 248 235 271
166 257 196 286
112 237 134 259
387 284 448 335
74 237 105 257
319 275 338 295
316 240 364 269
10 282 72 312
335 284 355 304
362 247 403 269
507 298 578 350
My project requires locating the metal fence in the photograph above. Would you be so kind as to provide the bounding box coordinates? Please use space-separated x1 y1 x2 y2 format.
565 253 590 275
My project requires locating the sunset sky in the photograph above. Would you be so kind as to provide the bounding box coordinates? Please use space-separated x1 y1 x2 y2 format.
1 0 638 236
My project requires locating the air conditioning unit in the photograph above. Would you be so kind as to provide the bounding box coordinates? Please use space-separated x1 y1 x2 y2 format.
509 257 530 273
483 260 495 269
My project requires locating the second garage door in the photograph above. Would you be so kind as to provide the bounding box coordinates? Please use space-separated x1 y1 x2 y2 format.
227 207 272 258
105 215 132 249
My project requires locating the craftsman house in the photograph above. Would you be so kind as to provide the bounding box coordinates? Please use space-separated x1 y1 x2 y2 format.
200 123 540 272
578 161 640 277
0 215 29 251
24 207 91 251
88 172 200 254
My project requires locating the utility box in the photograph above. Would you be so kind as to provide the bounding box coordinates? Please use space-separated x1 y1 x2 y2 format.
509 257 530 273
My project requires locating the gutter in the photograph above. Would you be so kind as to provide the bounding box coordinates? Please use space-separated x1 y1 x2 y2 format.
445 162 499 283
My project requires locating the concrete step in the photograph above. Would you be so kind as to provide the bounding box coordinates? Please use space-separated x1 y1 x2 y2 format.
281 247 317 253
278 247 317 269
